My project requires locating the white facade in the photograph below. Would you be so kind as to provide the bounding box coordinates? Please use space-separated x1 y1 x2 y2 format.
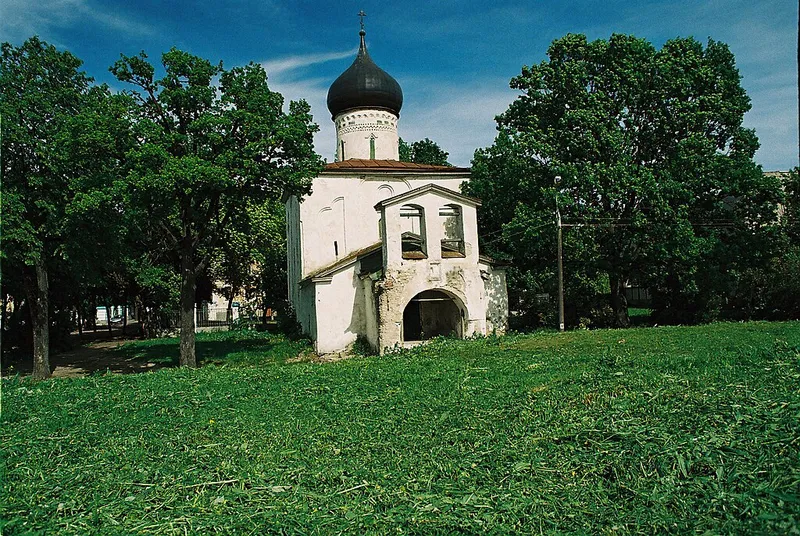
334 109 399 161
286 168 508 354
285 26 507 354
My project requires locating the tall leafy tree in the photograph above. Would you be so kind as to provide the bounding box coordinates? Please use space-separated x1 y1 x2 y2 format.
111 49 323 367
209 199 286 320
399 137 451 166
1 38 121 379
466 34 782 327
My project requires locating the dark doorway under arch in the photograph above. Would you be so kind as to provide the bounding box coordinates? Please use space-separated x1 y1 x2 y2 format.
402 290 463 342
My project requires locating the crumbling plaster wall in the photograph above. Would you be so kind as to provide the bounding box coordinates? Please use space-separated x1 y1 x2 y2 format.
362 274 379 350
373 191 487 352
373 264 485 352
481 264 509 334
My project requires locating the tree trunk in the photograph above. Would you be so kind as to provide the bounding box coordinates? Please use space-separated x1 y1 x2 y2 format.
90 296 97 332
122 304 128 335
23 260 51 380
106 304 113 333
1 294 8 339
0 295 7 353
610 276 630 328
134 297 148 339
226 289 235 324
179 241 197 368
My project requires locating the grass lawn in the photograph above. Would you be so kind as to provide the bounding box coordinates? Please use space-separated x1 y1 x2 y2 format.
2 323 800 534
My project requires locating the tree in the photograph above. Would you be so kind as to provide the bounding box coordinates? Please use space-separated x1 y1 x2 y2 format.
111 48 323 367
466 34 782 327
399 137 451 166
208 199 286 323
785 169 800 243
1 38 117 379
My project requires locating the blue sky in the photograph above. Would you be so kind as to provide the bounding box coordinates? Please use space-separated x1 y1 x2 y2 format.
2 0 797 170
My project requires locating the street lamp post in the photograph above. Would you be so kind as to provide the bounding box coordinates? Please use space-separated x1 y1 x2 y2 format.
555 176 565 332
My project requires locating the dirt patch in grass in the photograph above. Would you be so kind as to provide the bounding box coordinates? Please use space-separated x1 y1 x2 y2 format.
2 339 167 378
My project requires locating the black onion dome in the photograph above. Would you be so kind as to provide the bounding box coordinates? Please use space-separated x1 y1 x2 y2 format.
327 30 403 118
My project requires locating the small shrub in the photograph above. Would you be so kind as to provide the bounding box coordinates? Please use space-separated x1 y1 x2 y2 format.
350 335 376 357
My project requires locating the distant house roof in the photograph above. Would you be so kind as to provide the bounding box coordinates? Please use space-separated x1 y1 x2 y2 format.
374 183 481 210
324 159 469 173
300 242 382 285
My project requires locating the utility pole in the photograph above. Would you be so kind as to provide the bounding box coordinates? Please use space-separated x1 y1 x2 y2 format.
555 176 565 332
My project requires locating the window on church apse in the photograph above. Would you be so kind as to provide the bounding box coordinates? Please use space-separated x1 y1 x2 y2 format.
400 204 426 259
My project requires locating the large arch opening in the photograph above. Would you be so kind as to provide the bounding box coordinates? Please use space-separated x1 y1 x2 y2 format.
402 290 464 342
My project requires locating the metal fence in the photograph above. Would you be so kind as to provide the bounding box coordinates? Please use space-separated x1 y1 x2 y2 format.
624 286 652 307
140 305 269 334
196 306 236 328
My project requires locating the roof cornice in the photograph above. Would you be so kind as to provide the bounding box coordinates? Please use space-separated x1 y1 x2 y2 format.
374 183 481 210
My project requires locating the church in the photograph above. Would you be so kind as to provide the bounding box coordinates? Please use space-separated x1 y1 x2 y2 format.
286 21 508 354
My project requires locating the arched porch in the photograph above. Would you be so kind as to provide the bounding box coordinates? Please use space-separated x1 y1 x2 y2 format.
402 289 465 342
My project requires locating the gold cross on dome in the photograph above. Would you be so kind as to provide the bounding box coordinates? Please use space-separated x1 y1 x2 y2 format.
358 10 366 31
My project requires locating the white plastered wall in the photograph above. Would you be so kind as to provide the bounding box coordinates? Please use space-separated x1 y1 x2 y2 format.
334 109 399 160
310 262 364 354
285 169 508 353
293 172 469 278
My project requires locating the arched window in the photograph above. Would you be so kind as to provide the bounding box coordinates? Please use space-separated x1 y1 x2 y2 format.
440 204 465 257
400 204 426 259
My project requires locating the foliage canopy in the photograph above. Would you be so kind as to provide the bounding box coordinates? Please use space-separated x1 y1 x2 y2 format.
399 137 452 166
466 33 784 327
110 48 323 366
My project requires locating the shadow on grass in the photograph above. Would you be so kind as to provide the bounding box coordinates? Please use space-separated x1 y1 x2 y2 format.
2 333 308 379
112 337 287 367
629 308 654 327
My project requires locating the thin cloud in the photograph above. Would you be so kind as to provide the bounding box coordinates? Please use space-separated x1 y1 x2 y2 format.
260 48 357 77
265 75 336 158
401 85 517 167
0 0 155 42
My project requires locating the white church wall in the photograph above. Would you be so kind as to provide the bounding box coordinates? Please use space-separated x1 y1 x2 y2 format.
287 174 508 354
312 263 363 354
296 173 468 277
374 191 488 352
362 274 379 351
380 191 480 268
334 109 399 160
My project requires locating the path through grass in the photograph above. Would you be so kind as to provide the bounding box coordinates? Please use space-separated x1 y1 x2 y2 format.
2 323 799 534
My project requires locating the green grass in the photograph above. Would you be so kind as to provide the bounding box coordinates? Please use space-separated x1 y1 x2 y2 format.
2 323 800 534
111 329 311 368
